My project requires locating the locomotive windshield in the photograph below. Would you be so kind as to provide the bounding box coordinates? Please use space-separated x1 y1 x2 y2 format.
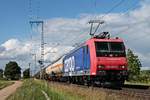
95 42 126 57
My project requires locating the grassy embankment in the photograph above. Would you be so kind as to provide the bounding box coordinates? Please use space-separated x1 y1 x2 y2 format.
0 80 14 90
8 79 137 100
125 81 150 86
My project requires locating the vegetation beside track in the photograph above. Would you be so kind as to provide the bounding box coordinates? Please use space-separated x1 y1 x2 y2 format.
0 80 14 90
7 79 83 100
7 79 139 100
48 82 125 100
125 81 150 86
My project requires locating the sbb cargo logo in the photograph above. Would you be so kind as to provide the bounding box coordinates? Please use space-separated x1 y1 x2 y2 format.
64 56 75 73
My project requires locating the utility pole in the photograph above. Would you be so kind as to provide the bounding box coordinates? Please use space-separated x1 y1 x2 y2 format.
30 20 44 79
31 53 37 77
29 63 31 78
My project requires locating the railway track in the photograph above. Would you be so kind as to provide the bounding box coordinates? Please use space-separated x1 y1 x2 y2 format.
99 87 150 100
48 81 150 100
121 86 150 100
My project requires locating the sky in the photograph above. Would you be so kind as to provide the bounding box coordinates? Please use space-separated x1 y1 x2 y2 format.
0 0 139 44
0 0 150 72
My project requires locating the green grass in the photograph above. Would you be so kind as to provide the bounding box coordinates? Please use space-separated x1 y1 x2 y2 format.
125 81 150 86
0 80 14 90
7 79 138 100
7 79 83 100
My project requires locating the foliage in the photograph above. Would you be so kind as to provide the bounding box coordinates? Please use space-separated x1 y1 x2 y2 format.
4 61 21 80
138 70 150 83
0 69 3 79
127 49 142 81
23 68 30 79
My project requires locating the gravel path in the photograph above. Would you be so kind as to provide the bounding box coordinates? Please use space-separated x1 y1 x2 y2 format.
0 81 22 100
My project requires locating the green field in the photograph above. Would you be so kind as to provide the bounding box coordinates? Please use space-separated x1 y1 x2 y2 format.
0 80 14 90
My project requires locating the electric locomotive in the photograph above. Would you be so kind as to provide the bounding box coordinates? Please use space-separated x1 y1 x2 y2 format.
63 32 128 86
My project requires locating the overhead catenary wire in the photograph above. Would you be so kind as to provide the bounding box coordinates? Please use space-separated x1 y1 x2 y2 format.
112 15 150 37
79 1 141 46
97 0 138 34
41 0 126 47
98 0 125 20
123 21 150 43
105 1 140 37
70 0 126 46
59 0 140 47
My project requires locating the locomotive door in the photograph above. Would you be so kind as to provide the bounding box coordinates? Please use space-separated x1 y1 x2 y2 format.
83 46 90 74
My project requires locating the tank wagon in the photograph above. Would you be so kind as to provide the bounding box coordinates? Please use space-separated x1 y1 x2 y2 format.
45 57 63 81
45 32 128 86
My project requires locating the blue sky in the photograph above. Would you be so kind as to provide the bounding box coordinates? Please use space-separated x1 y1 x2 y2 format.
0 0 139 44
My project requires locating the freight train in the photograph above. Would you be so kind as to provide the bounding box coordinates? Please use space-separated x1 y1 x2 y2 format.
44 32 128 87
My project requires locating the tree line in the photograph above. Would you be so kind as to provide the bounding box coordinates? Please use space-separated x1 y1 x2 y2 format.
0 61 30 80
127 49 150 83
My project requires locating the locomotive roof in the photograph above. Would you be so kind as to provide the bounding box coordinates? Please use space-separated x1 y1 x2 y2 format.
65 37 124 57
88 37 124 42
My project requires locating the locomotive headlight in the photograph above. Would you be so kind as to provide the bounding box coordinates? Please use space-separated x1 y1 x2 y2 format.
121 66 125 69
98 65 104 69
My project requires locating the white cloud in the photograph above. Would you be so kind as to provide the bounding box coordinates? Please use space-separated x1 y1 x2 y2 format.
2 39 20 51
0 39 32 58
0 39 33 70
0 46 5 53
44 17 91 45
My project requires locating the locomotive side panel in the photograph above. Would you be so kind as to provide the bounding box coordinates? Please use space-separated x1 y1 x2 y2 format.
63 46 91 76
82 46 90 73
86 39 97 76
